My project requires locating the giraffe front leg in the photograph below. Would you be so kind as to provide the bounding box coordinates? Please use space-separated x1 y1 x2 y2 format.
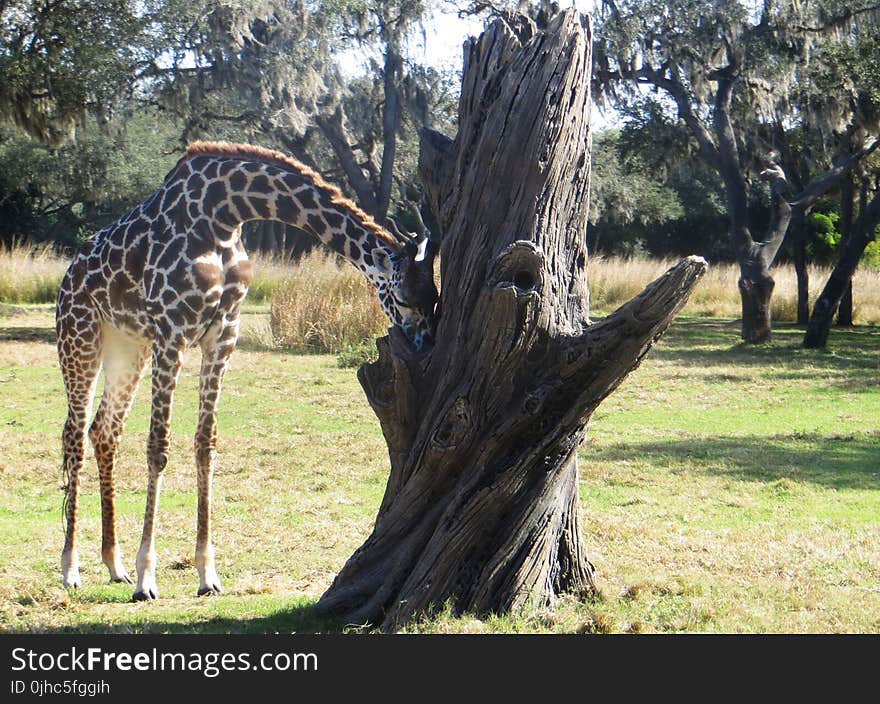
194 323 236 596
195 432 222 596
133 465 163 600
195 441 222 596
133 342 184 602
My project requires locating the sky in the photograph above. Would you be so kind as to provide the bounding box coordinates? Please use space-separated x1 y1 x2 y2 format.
340 2 614 127
336 6 483 75
339 2 599 72
412 2 598 70
412 6 486 71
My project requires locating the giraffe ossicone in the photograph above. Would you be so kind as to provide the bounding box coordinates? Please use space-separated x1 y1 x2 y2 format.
56 141 439 599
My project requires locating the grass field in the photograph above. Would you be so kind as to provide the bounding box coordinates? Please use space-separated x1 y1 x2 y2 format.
1 302 878 633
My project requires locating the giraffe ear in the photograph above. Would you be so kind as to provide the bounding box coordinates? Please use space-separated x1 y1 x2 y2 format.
372 249 394 276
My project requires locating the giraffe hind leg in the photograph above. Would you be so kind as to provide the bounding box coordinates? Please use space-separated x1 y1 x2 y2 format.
89 336 149 584
57 297 103 589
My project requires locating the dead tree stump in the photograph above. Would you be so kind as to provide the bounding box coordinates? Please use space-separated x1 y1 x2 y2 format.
317 10 707 631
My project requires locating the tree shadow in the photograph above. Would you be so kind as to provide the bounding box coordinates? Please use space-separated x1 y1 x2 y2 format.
2 600 356 635
653 319 880 385
0 326 56 343
592 432 880 491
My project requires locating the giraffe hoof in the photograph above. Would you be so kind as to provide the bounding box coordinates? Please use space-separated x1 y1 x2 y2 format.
132 589 158 601
197 584 222 597
62 572 81 590
111 574 134 585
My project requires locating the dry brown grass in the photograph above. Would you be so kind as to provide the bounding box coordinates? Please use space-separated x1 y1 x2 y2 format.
268 251 387 352
588 256 880 324
5 241 880 332
245 252 301 303
0 244 68 304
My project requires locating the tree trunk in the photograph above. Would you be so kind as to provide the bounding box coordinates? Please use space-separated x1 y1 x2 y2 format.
377 41 402 224
260 221 278 254
836 174 855 326
736 180 792 343
726 172 789 344
316 11 706 632
714 111 776 344
791 212 810 325
805 189 880 348
316 107 381 217
738 245 775 344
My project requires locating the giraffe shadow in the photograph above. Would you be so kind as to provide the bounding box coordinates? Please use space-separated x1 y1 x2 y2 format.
6 600 357 634
138 602 351 634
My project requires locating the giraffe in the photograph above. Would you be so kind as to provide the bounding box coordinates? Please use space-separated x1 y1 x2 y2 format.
56 141 438 600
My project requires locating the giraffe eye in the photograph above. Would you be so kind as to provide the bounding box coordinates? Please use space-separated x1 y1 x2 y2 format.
389 293 410 309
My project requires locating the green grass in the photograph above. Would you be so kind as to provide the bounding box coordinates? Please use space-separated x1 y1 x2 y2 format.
1 307 878 633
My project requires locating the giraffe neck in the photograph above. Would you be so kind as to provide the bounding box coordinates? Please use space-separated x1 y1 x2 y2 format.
180 154 401 275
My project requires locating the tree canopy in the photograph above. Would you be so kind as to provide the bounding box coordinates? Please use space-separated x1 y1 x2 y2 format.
0 0 462 247
0 0 149 143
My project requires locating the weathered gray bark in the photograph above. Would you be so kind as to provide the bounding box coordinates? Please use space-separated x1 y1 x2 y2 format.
317 11 706 631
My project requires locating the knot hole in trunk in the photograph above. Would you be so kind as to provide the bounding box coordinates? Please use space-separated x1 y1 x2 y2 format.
489 241 544 296
430 396 473 451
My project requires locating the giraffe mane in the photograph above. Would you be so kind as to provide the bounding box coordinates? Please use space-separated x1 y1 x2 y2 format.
183 141 403 251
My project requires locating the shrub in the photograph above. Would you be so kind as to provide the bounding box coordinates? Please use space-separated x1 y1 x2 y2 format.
862 238 880 272
0 243 68 304
269 252 386 352
336 343 379 368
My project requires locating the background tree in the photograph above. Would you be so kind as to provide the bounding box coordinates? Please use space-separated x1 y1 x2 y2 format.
593 102 732 259
764 30 880 326
804 151 880 347
588 128 683 255
592 0 880 343
797 32 880 333
0 110 179 248
0 0 458 252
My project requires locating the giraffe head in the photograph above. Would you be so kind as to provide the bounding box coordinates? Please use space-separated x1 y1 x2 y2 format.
373 235 439 351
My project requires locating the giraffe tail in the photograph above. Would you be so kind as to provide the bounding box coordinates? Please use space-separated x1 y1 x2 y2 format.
60 456 70 532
